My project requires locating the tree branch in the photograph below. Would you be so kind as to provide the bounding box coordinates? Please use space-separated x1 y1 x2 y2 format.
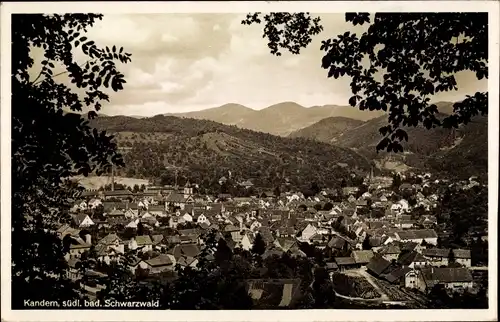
33 60 92 86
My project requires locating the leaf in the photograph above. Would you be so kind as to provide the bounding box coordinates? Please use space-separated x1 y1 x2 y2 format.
348 96 357 107
75 41 80 47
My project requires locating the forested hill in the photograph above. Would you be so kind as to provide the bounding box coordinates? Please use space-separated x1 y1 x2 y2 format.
288 116 364 142
322 113 487 180
90 115 372 192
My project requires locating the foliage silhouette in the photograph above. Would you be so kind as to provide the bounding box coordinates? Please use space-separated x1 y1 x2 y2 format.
243 12 488 153
11 13 131 308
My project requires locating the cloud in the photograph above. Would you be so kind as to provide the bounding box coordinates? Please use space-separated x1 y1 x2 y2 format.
27 13 487 116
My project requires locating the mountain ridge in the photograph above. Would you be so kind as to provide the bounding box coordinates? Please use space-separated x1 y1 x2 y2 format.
168 102 385 136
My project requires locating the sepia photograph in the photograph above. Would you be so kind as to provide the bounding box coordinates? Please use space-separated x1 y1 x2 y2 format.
1 1 498 321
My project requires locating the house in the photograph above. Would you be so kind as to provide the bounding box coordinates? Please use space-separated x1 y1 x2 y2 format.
177 255 199 269
240 233 255 251
366 255 392 278
327 236 346 251
88 198 102 209
300 223 318 242
65 235 92 260
407 267 474 293
335 257 359 271
97 233 124 254
397 250 428 268
423 248 472 268
171 244 201 261
394 220 416 229
395 229 438 245
57 224 81 239
129 235 153 253
351 250 375 266
378 244 401 262
139 254 174 274
453 249 472 268
71 213 95 228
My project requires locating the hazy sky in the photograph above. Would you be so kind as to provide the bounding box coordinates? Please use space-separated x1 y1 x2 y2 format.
31 13 487 116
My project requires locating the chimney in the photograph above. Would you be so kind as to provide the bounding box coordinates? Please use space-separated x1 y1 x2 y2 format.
85 234 92 245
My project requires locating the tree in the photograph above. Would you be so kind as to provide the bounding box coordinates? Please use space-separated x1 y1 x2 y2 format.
243 12 488 152
251 233 267 256
362 234 371 250
323 202 333 211
214 238 233 266
312 266 336 308
11 14 131 308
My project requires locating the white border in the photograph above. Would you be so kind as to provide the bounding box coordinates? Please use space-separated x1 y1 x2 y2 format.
1 1 498 321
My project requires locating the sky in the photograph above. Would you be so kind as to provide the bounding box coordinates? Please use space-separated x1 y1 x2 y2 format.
31 13 487 116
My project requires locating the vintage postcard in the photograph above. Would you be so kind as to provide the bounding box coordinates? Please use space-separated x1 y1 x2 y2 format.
1 1 498 321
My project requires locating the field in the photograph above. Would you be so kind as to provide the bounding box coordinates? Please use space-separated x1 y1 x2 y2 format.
73 176 149 190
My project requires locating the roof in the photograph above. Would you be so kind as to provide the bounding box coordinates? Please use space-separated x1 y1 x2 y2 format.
396 229 438 240
379 244 401 255
98 233 121 245
151 234 164 245
103 189 133 196
352 250 375 264
335 257 356 266
246 279 302 308
366 255 392 276
423 248 449 258
145 254 173 267
398 251 427 266
328 236 347 249
172 244 200 259
421 267 473 283
453 249 472 259
384 266 412 283
165 192 186 203
135 235 153 246
72 213 90 226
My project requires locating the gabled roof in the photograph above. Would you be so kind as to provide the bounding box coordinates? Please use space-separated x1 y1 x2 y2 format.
398 251 427 266
166 192 186 203
396 229 438 240
145 254 173 267
172 244 200 259
379 244 401 255
335 257 356 266
352 250 375 264
98 233 121 245
103 189 133 196
135 235 153 246
420 267 473 283
366 255 392 276
328 236 347 249
383 266 412 283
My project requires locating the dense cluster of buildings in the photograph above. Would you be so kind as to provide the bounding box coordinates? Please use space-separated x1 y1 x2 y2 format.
58 172 486 302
